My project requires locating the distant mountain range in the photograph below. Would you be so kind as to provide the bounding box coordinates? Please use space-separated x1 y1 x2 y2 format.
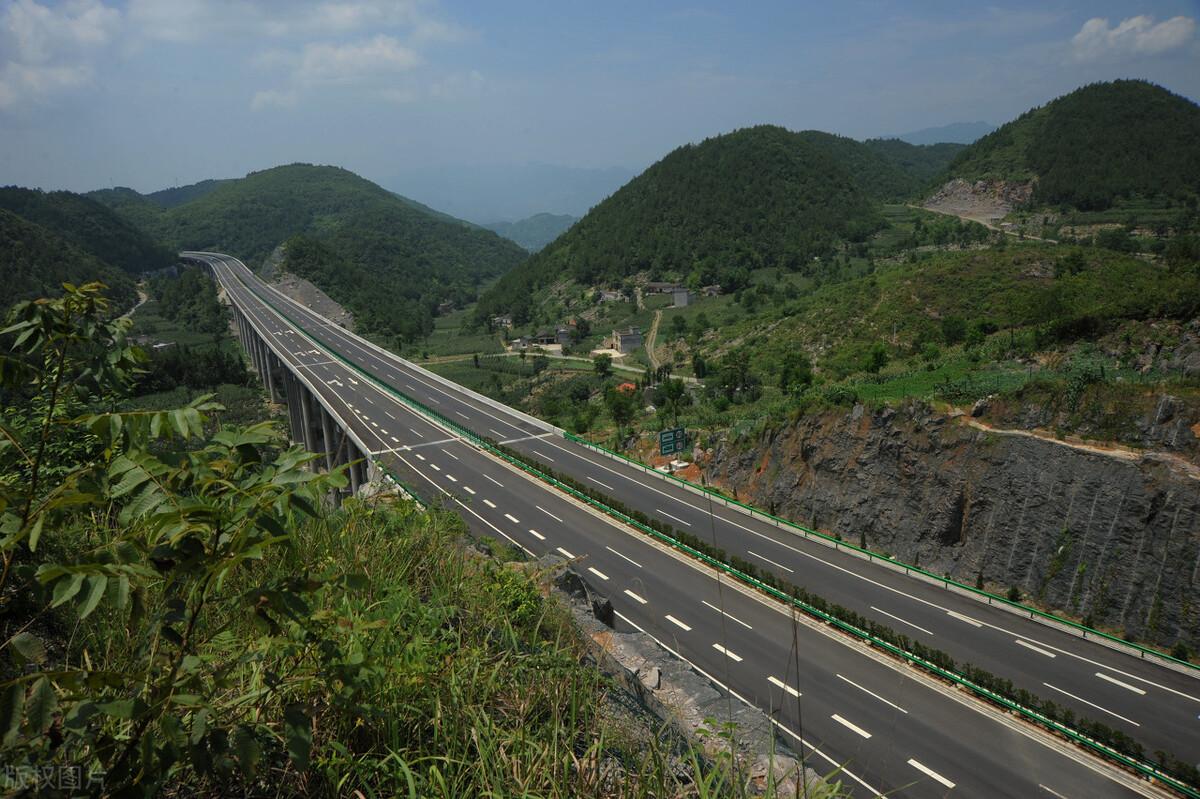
483 213 577 252
386 163 637 224
883 121 997 145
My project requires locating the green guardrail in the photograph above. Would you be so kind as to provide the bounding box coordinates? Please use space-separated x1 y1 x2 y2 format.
562 431 1199 674
223 264 1199 797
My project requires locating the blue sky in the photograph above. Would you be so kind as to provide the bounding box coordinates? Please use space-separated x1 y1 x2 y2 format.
1 0 1198 197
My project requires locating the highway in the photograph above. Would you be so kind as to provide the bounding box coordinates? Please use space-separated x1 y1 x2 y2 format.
197 250 1180 797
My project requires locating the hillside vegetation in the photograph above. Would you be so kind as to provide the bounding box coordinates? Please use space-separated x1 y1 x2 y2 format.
0 208 137 310
943 80 1200 210
0 187 175 273
97 164 528 343
477 126 885 323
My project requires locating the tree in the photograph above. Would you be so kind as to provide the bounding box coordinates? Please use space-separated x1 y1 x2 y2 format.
865 342 889 373
593 353 612 377
691 353 708 379
604 386 637 435
653 378 690 426
779 352 813 393
941 316 967 347
670 315 687 338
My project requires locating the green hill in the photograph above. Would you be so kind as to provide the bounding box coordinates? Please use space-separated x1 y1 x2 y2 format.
124 164 527 343
0 187 175 273
0 208 137 310
942 80 1200 210
791 132 963 201
484 213 577 252
476 125 884 323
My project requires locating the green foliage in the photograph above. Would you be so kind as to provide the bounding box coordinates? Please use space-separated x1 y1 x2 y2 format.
477 125 882 323
945 80 1200 210
593 353 612 377
794 131 964 201
0 209 137 312
0 187 174 274
98 165 527 343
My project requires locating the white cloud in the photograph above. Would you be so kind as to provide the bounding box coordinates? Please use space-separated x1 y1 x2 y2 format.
297 35 421 83
250 88 299 111
1071 15 1196 61
0 0 121 110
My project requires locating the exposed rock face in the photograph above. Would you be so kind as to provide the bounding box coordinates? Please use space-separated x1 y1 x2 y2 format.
704 401 1200 649
260 243 355 329
923 178 1035 225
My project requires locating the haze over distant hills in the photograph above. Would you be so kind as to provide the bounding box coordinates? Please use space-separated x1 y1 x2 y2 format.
386 163 638 224
884 121 997 145
482 213 577 252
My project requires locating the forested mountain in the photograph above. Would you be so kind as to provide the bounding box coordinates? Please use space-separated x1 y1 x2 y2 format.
0 209 137 310
101 164 527 343
484 213 577 252
941 80 1200 210
791 132 963 201
0 187 175 273
476 126 882 323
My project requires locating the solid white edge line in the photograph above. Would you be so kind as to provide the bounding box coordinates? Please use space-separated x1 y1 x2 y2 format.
948 610 983 627
655 507 693 527
747 548 794 573
611 610 883 797
907 758 955 789
869 605 934 636
1043 683 1140 727
831 713 871 739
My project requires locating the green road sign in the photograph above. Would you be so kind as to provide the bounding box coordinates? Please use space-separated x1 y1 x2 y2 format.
659 427 686 456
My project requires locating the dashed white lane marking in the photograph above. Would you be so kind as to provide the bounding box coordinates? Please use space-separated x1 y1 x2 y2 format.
405 383 416 391
589 476 615 491
712 643 742 662
557 546 575 559
605 546 642 568
440 448 459 460
455 411 469 419
588 567 609 581
483 499 497 509
429 463 441 472
701 600 753 630
504 513 520 524
414 453 425 461
747 549 793 573
1095 672 1146 695
528 529 545 541
655 507 692 527
665 615 692 632
947 610 982 627
908 759 955 789
371 421 380 428
409 428 424 438
463 486 475 495
385 412 396 420
537 505 563 522
1038 783 1070 799
624 589 647 604
1015 639 1057 658
768 675 801 698
1043 683 1140 726
390 436 400 444
490 428 506 437
531 449 555 462
831 714 871 739
446 475 458 483
835 674 908 714
870 605 934 636
484 475 504 488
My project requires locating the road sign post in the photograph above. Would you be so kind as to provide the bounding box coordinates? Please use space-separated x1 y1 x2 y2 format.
659 427 687 457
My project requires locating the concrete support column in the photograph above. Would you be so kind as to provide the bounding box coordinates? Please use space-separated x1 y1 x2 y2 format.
283 372 303 446
348 442 362 495
320 408 336 472
264 350 281 403
298 386 314 452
